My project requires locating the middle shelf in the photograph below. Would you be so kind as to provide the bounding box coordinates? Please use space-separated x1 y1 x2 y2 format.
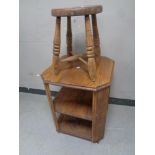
53 87 93 121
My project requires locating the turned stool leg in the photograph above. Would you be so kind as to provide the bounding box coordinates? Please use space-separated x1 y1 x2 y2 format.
52 17 61 74
85 15 96 82
91 14 101 63
66 16 72 56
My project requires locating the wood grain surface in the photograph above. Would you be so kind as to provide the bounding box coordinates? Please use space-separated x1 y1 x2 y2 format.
52 5 102 17
66 16 72 56
44 83 59 130
41 56 114 91
92 87 110 142
92 14 101 62
52 17 61 74
58 114 92 140
85 15 96 81
54 87 92 120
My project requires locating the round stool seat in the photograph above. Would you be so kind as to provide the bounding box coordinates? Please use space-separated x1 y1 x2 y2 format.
52 5 102 17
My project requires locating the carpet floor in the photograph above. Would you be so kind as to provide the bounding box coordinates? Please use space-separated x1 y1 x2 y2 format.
19 92 135 155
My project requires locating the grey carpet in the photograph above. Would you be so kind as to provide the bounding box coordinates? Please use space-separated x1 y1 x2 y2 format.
19 93 135 155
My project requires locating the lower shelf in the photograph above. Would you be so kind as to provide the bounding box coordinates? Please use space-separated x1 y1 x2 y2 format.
58 114 92 140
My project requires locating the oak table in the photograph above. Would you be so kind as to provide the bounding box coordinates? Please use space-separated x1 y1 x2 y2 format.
42 56 114 142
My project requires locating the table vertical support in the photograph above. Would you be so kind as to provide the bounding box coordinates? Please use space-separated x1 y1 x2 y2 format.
44 83 59 131
92 87 110 142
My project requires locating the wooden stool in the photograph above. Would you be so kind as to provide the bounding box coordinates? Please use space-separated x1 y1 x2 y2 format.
51 5 103 81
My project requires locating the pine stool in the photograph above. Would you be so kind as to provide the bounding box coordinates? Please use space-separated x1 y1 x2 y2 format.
51 5 103 81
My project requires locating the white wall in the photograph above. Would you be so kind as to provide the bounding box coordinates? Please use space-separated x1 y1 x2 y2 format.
19 0 135 99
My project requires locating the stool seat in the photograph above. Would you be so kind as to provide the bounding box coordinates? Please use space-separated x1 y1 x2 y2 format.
52 5 102 17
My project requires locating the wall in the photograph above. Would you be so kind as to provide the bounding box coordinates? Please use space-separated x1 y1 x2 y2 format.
19 0 135 99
